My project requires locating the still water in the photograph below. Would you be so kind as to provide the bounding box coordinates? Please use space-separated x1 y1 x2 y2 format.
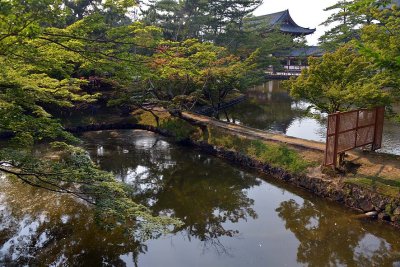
1 130 400 266
224 81 400 155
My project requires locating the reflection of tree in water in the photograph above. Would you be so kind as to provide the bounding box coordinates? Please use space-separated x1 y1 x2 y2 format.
276 199 400 266
0 177 145 266
126 148 260 255
84 130 261 255
83 131 174 183
224 82 303 133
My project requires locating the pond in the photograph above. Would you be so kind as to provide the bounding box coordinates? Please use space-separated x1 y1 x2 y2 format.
1 130 400 266
224 81 400 155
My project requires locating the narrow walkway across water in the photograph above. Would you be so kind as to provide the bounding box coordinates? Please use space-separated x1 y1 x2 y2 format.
183 111 326 152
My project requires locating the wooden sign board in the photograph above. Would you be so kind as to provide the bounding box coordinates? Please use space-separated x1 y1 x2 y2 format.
324 107 385 167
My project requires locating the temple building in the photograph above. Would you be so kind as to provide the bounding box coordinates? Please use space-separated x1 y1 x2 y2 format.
244 10 316 36
245 10 320 76
275 46 324 75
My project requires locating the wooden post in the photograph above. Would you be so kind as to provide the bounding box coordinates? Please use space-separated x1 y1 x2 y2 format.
354 110 359 148
372 107 384 151
333 113 340 168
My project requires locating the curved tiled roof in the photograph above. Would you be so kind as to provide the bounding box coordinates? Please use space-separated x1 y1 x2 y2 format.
244 10 316 36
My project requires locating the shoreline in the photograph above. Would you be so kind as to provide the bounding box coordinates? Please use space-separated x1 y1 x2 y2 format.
65 116 400 228
2 109 400 228
184 139 399 227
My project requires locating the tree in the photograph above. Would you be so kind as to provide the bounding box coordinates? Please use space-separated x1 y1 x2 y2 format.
140 0 262 43
0 0 182 238
319 0 374 50
284 45 391 114
352 1 400 98
110 38 259 121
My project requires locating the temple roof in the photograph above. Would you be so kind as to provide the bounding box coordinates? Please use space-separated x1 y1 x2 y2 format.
244 10 316 36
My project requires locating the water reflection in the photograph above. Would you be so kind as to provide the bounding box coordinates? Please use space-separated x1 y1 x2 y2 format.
225 81 400 155
277 199 400 266
0 175 145 266
223 81 308 133
84 130 261 255
1 130 400 266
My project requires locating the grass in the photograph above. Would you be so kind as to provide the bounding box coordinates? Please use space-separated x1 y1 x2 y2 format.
344 176 400 198
206 127 312 174
133 109 170 127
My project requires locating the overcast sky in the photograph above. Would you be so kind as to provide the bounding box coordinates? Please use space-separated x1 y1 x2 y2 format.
253 0 339 45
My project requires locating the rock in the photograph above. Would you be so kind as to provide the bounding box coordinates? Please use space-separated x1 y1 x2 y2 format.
346 198 356 208
393 207 400 216
378 212 391 221
391 215 400 223
377 200 388 210
365 211 378 217
359 199 374 212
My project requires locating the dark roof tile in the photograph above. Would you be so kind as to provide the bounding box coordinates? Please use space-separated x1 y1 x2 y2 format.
245 9 316 36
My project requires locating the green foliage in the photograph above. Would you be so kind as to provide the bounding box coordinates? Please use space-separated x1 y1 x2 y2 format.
318 0 400 110
116 38 258 113
319 0 375 50
284 45 391 114
356 4 400 98
140 0 297 85
141 0 262 43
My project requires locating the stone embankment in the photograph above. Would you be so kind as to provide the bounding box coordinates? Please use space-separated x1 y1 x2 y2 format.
180 112 400 227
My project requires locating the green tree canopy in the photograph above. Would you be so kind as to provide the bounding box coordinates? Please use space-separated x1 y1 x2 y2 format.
311 0 400 116
353 1 400 96
284 45 391 114
318 0 376 50
110 38 259 120
140 0 262 43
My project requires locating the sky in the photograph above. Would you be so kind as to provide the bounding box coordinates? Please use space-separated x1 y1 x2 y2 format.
253 0 339 45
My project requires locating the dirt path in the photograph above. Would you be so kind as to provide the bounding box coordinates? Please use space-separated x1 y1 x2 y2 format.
182 112 326 151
